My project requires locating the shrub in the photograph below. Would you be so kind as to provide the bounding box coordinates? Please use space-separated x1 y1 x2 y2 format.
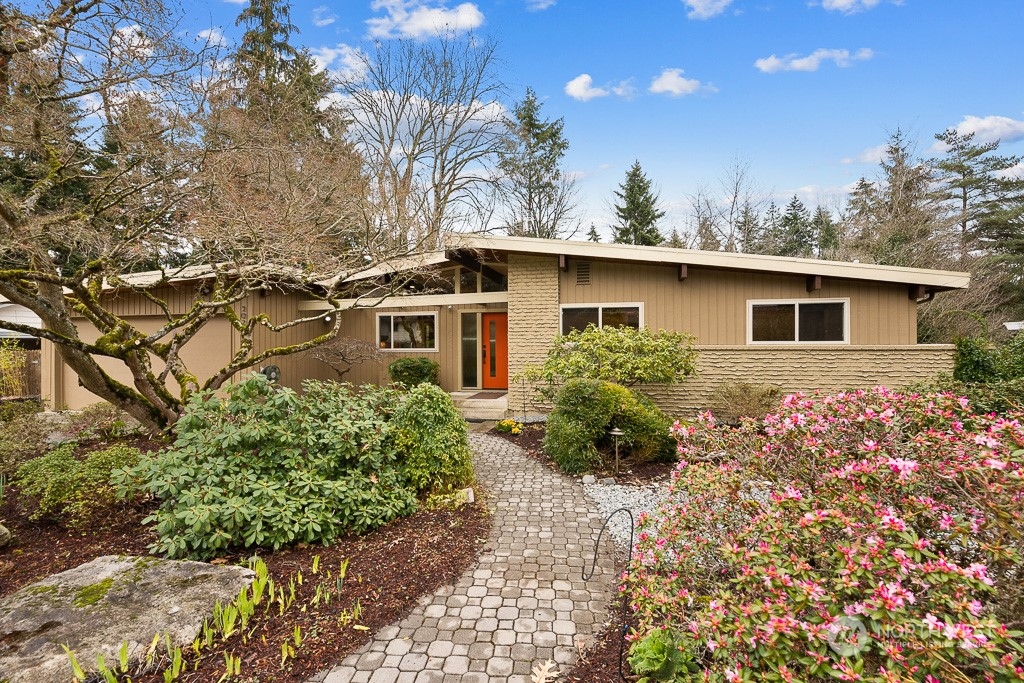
120 376 418 559
707 381 782 424
954 336 1002 383
388 357 440 387
0 340 27 397
543 379 673 474
0 411 52 477
907 373 1024 416
495 418 523 434
0 397 42 423
65 402 139 441
14 443 141 526
390 383 473 495
518 325 698 403
624 389 1024 681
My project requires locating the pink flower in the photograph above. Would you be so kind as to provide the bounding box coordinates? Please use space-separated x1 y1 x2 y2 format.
886 457 919 480
922 613 942 631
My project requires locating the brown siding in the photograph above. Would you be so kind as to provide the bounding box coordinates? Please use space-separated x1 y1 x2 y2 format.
558 261 918 345
640 345 955 419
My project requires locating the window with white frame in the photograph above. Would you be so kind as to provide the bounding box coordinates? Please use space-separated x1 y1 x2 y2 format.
378 313 437 350
748 299 848 343
560 303 642 335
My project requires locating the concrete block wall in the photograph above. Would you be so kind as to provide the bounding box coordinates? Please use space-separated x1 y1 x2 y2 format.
506 254 560 415
642 344 956 419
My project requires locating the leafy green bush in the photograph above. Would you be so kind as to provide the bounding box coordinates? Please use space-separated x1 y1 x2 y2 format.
543 378 674 474
627 628 697 683
518 325 699 403
0 397 42 423
707 381 782 424
387 357 440 387
120 376 418 559
390 383 473 495
907 373 1024 415
14 443 141 526
954 336 1001 383
0 411 51 477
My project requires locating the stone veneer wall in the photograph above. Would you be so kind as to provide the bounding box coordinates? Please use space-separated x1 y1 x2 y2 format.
506 253 560 416
642 344 956 419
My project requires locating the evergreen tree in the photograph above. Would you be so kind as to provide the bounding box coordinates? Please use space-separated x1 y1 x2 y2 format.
736 201 763 253
663 228 686 249
498 88 577 238
586 223 601 242
930 128 1023 261
611 161 665 246
778 195 813 257
761 201 782 253
811 206 839 258
695 217 721 251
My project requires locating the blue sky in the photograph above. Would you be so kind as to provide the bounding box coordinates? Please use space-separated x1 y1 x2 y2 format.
188 0 1024 239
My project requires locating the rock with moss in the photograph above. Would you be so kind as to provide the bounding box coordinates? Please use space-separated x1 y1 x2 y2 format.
0 523 10 549
0 555 253 683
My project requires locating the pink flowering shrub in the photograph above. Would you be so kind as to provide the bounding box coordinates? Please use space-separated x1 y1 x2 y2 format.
623 388 1024 682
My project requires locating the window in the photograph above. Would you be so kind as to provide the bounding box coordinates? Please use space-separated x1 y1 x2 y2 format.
560 303 642 335
748 299 848 344
378 314 437 350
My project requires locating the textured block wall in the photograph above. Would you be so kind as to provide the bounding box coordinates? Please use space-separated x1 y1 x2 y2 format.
506 254 560 415
642 344 956 419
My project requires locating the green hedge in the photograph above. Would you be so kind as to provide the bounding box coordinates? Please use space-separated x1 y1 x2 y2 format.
388 357 440 387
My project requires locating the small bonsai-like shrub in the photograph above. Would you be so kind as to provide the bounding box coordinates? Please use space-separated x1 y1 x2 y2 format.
388 357 440 387
390 383 473 495
518 325 698 403
624 388 1024 681
708 381 782 424
121 375 417 559
544 378 673 474
65 402 138 441
14 443 141 526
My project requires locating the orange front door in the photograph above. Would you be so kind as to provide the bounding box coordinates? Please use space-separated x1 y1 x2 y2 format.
481 313 508 389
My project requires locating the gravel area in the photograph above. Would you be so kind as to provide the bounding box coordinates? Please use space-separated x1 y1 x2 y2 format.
582 479 670 551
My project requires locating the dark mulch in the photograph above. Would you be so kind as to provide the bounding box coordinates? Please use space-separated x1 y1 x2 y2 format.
491 423 676 682
0 436 492 682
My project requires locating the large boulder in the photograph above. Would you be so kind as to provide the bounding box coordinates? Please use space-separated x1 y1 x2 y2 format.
0 555 253 683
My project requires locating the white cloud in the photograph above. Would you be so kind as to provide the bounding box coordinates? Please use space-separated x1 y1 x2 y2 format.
821 0 882 14
841 143 887 165
197 28 227 48
223 0 246 4
313 6 338 27
526 0 556 10
755 47 873 73
564 74 609 101
951 115 1024 145
367 1 484 39
648 68 709 97
310 44 368 81
612 79 637 98
997 161 1024 180
682 0 733 19
112 25 154 59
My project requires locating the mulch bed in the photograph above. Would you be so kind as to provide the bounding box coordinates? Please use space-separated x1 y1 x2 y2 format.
0 436 492 681
490 423 677 682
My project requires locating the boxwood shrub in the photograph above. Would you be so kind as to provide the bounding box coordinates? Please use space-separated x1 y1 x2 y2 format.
388 357 440 387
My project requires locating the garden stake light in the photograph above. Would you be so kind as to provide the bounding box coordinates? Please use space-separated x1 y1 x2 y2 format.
609 427 623 476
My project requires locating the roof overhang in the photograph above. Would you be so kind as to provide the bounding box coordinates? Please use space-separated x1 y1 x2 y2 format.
446 234 971 292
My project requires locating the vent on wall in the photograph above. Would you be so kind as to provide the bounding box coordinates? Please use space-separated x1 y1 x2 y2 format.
576 261 591 286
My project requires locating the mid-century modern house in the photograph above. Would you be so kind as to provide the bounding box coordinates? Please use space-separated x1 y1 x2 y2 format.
38 235 970 418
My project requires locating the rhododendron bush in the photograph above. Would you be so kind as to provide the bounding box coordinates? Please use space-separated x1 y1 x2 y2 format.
623 388 1024 682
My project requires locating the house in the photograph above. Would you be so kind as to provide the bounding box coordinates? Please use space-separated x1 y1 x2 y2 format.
37 235 969 418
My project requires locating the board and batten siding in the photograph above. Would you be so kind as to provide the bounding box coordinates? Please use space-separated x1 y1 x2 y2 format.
558 259 917 345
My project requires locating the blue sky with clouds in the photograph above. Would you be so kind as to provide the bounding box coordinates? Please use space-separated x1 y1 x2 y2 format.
190 0 1024 238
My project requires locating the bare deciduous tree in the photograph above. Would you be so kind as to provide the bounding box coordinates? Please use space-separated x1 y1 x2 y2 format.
337 33 507 247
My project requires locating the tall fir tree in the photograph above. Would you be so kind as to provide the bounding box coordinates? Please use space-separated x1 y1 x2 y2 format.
611 161 665 246
811 206 839 258
498 88 577 238
778 195 813 257
663 228 686 249
736 201 763 253
586 223 601 242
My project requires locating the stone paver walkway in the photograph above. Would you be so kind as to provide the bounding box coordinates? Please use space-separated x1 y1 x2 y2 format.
310 432 617 683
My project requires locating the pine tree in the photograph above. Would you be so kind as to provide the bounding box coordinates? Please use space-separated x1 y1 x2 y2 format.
498 88 577 238
662 228 686 249
611 161 665 246
811 206 839 258
761 201 782 253
930 128 1023 261
586 224 601 242
736 201 763 253
778 195 813 257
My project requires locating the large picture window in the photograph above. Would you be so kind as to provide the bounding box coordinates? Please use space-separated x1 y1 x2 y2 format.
378 314 437 350
560 303 642 335
748 299 848 344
